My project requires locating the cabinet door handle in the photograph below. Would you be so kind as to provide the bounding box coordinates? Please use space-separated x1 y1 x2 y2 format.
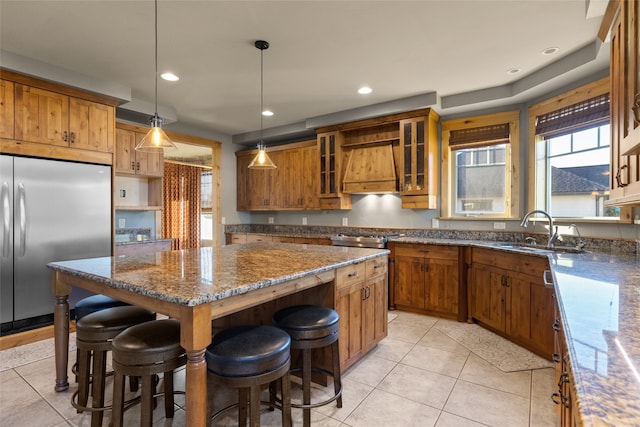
552 353 561 363
361 287 367 301
131 161 135 170
366 286 371 299
616 165 629 188
552 319 561 332
69 132 76 143
136 161 140 171
543 270 554 288
63 131 68 142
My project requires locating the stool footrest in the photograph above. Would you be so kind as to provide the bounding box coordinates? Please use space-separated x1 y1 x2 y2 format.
287 366 343 409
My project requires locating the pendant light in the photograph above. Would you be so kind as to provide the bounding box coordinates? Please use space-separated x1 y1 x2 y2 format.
248 40 276 169
136 0 177 152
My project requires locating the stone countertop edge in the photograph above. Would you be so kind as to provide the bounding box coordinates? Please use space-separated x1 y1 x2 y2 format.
47 246 389 307
115 238 173 246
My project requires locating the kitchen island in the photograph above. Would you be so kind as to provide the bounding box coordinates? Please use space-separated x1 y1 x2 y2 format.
47 242 389 426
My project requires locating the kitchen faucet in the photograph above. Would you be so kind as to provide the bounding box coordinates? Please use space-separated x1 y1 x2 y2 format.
520 210 559 248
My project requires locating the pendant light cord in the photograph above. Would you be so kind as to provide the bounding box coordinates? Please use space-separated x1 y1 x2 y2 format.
260 45 264 145
154 0 158 116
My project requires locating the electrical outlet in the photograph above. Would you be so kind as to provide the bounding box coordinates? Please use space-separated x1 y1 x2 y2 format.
342 217 348 226
268 217 274 224
431 218 439 228
221 217 226 225
302 217 307 225
493 222 506 230
118 219 125 228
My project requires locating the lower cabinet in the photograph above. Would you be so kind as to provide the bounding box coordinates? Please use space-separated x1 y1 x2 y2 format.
552 315 579 426
390 243 462 320
469 248 554 359
335 257 388 371
225 233 332 246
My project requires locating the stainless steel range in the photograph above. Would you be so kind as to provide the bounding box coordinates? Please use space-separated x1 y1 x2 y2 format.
330 234 398 249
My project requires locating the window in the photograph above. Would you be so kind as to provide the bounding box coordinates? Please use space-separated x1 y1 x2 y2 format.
529 78 619 220
201 170 213 245
442 111 520 218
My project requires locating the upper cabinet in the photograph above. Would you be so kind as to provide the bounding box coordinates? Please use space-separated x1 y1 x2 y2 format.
1 70 118 165
399 111 439 209
236 140 319 211
605 0 640 207
318 131 352 209
0 80 15 139
14 84 114 152
115 126 163 177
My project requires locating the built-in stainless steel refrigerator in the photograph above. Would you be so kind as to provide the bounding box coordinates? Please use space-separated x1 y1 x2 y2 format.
1 155 111 333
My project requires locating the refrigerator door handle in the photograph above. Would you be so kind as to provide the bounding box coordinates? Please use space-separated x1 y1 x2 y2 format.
18 182 27 257
1 181 10 258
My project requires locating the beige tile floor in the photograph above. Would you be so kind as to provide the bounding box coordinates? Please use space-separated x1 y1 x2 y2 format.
0 311 559 426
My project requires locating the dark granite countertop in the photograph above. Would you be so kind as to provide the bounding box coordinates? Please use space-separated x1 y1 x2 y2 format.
47 243 388 307
388 236 640 426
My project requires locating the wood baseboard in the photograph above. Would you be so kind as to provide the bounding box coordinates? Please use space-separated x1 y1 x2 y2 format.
0 322 76 351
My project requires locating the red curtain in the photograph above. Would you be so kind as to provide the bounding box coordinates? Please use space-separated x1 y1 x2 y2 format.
162 163 201 250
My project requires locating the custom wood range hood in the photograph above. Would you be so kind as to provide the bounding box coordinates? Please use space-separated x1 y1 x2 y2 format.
342 144 398 194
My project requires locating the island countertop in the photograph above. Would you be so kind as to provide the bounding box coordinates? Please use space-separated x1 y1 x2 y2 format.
47 242 389 307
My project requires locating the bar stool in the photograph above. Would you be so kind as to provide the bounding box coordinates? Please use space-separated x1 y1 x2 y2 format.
205 325 292 427
273 305 342 427
72 305 156 427
72 295 131 381
111 319 186 427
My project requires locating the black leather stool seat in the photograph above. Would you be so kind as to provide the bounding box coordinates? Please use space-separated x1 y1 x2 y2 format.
74 295 130 321
76 306 156 343
273 304 339 341
112 319 185 366
206 325 292 426
206 325 291 377
272 305 342 427
73 306 156 427
111 319 186 427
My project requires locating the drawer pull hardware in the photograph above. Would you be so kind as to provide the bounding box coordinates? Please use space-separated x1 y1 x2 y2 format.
552 353 561 363
552 320 560 332
616 165 629 188
347 272 358 278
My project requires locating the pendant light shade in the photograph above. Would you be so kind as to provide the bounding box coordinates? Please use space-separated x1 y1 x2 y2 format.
248 40 276 169
136 0 177 152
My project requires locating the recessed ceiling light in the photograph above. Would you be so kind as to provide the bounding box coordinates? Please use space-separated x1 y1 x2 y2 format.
541 47 560 56
358 86 372 94
262 110 274 117
160 72 179 81
506 68 522 75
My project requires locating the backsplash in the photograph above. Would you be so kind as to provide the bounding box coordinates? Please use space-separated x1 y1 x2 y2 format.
225 224 638 255
115 228 152 243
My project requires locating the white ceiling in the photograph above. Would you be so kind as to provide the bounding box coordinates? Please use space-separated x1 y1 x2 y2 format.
0 0 610 147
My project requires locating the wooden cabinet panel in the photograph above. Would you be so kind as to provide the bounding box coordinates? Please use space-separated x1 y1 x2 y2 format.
115 127 163 177
0 80 14 139
336 257 388 371
469 248 553 359
245 234 272 243
14 84 68 146
391 243 460 319
68 97 114 152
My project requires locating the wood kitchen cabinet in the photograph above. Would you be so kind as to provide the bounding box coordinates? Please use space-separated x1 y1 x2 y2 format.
606 0 640 207
235 140 319 211
552 315 579 426
335 257 388 371
115 126 163 177
317 131 351 210
14 83 114 153
469 248 554 359
0 79 14 139
390 242 462 320
399 110 439 209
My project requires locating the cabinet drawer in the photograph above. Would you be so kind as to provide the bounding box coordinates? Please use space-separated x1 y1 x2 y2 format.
365 257 388 279
229 234 247 244
393 243 458 260
245 234 272 243
472 248 549 276
336 262 366 289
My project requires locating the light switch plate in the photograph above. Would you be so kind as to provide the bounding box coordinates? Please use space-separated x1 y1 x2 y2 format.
118 219 125 228
493 222 506 230
302 217 307 225
431 218 439 228
342 217 348 226
268 217 275 224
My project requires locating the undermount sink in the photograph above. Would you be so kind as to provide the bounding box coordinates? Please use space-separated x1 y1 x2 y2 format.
492 242 586 254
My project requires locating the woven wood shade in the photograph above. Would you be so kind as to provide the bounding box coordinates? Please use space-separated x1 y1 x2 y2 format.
449 123 510 150
535 93 610 138
162 162 201 250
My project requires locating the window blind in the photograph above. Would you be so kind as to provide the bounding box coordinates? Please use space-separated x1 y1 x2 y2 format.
535 93 610 138
448 123 510 150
